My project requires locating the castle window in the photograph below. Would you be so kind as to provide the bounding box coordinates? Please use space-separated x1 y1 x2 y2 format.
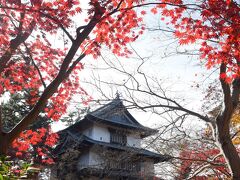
110 129 127 145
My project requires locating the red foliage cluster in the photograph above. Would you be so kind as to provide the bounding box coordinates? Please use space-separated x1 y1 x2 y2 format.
12 127 58 165
0 0 148 119
154 0 240 82
81 0 145 58
0 0 89 121
0 0 150 161
178 146 230 178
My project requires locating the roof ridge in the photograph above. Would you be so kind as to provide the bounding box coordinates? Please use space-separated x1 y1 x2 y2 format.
89 97 123 114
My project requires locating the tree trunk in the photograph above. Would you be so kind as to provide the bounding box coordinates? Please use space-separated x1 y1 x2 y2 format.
0 132 8 155
0 6 104 154
216 118 240 179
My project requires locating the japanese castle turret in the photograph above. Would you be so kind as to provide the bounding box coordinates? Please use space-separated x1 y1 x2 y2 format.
53 96 170 180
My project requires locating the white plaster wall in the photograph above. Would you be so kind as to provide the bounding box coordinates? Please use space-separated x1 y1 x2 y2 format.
88 149 104 168
90 124 141 147
77 152 90 170
91 123 110 142
83 123 142 148
82 127 93 138
127 133 141 148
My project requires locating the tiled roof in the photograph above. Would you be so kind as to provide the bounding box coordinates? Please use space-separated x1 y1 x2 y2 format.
62 97 157 137
86 97 157 136
55 130 171 163
89 97 134 124
81 135 170 163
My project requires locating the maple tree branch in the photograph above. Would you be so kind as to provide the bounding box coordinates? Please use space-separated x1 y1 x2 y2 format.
0 5 57 15
112 0 124 13
0 104 2 132
214 63 240 178
0 5 74 42
231 130 240 139
66 53 86 75
18 11 25 33
117 2 202 12
0 104 7 154
39 12 74 42
232 77 240 109
5 4 104 147
21 42 47 89
2 7 22 30
219 63 233 122
76 25 87 33
0 20 36 74
147 26 220 44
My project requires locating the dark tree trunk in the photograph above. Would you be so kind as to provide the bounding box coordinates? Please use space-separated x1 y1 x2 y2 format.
0 132 8 155
216 117 240 179
0 5 104 155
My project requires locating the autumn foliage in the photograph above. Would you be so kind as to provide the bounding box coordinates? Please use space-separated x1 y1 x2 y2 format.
178 146 231 179
0 0 149 162
171 1 239 82
0 0 240 178
11 127 58 164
